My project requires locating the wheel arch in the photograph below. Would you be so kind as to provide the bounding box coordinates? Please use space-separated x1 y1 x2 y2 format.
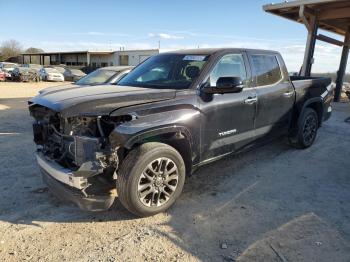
302 98 324 127
112 125 195 175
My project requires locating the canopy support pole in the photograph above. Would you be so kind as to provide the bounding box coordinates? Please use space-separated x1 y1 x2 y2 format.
300 5 318 76
334 29 350 102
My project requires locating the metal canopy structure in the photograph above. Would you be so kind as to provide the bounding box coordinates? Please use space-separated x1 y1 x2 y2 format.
264 0 350 101
21 50 115 67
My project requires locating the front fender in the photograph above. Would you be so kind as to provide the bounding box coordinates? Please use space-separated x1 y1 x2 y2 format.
109 108 200 150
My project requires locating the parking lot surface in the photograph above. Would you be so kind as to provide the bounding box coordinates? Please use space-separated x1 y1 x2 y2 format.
0 83 350 261
0 81 68 99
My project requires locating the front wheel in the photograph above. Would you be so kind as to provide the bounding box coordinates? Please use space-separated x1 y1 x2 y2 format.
289 108 319 149
116 142 185 217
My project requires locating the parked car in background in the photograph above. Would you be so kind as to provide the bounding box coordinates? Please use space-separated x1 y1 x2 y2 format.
0 62 18 79
39 66 134 94
63 68 86 81
39 68 64 82
12 67 39 82
0 70 6 81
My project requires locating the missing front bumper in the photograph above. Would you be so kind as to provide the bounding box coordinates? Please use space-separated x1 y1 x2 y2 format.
41 169 115 211
36 152 88 189
36 152 115 211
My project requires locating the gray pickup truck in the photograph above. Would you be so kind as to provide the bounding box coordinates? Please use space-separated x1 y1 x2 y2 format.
28 48 333 217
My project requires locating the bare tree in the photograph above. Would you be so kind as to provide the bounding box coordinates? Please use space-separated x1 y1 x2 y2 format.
0 39 22 60
24 47 44 54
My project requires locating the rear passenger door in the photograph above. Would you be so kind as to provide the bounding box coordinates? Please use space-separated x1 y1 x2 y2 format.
248 52 294 138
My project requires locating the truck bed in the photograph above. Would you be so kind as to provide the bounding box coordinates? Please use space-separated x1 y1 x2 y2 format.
290 76 332 98
290 76 333 122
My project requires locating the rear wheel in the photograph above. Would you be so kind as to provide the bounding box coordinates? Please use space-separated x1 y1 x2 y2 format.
116 142 185 217
289 108 318 149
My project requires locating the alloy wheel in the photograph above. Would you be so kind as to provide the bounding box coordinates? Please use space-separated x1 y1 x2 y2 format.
303 114 317 145
137 157 179 207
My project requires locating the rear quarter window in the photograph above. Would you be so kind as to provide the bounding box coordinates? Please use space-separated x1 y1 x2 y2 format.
250 54 282 86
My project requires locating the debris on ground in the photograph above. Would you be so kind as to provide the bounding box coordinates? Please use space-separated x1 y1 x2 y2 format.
221 243 228 249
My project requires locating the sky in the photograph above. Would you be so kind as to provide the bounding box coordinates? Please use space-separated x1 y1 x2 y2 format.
0 0 348 73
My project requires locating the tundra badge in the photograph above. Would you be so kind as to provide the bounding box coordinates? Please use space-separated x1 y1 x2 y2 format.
219 129 237 137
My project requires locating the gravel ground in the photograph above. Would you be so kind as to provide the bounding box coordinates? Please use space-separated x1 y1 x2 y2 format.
0 81 69 99
0 82 350 261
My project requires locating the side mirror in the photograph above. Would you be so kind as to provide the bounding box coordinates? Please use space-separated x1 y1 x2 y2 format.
203 77 244 94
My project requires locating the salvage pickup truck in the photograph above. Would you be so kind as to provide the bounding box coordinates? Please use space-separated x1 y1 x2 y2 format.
29 48 333 217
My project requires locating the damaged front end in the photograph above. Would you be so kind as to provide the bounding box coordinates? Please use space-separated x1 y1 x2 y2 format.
29 103 126 211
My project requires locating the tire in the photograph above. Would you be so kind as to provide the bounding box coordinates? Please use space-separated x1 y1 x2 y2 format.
117 142 186 217
289 108 319 149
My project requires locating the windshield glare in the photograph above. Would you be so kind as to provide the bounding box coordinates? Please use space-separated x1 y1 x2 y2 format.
76 69 117 85
4 63 16 68
117 54 209 89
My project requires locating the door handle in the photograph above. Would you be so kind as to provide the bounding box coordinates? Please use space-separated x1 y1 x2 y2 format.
244 97 257 105
283 91 294 97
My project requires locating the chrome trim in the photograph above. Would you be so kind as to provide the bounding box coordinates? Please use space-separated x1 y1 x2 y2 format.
35 152 87 190
321 90 328 99
244 97 258 104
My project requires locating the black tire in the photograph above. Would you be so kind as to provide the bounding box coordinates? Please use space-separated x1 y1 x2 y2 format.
289 108 319 149
117 142 185 217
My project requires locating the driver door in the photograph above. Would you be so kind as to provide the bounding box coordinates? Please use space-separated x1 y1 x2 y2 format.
199 52 257 161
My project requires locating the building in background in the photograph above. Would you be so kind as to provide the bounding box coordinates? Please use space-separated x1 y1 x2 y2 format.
21 49 159 69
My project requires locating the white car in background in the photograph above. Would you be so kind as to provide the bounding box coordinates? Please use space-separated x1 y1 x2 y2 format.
39 68 64 82
74 66 133 85
39 66 134 94
0 62 18 78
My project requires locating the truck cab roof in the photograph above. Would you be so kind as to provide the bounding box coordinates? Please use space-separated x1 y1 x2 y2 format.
162 48 280 56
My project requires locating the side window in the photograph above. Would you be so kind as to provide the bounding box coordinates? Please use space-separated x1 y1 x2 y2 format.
209 54 247 87
250 54 282 86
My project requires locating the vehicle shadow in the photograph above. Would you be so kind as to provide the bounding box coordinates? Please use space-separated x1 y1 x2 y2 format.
157 103 350 261
1 98 350 261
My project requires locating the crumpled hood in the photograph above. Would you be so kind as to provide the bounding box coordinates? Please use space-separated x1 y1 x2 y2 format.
29 84 176 117
39 83 80 94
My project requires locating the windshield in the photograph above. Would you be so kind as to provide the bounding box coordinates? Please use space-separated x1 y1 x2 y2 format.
29 64 42 69
117 54 209 89
71 69 84 75
45 68 59 73
3 63 16 69
18 67 30 72
76 69 117 85
54 67 65 73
